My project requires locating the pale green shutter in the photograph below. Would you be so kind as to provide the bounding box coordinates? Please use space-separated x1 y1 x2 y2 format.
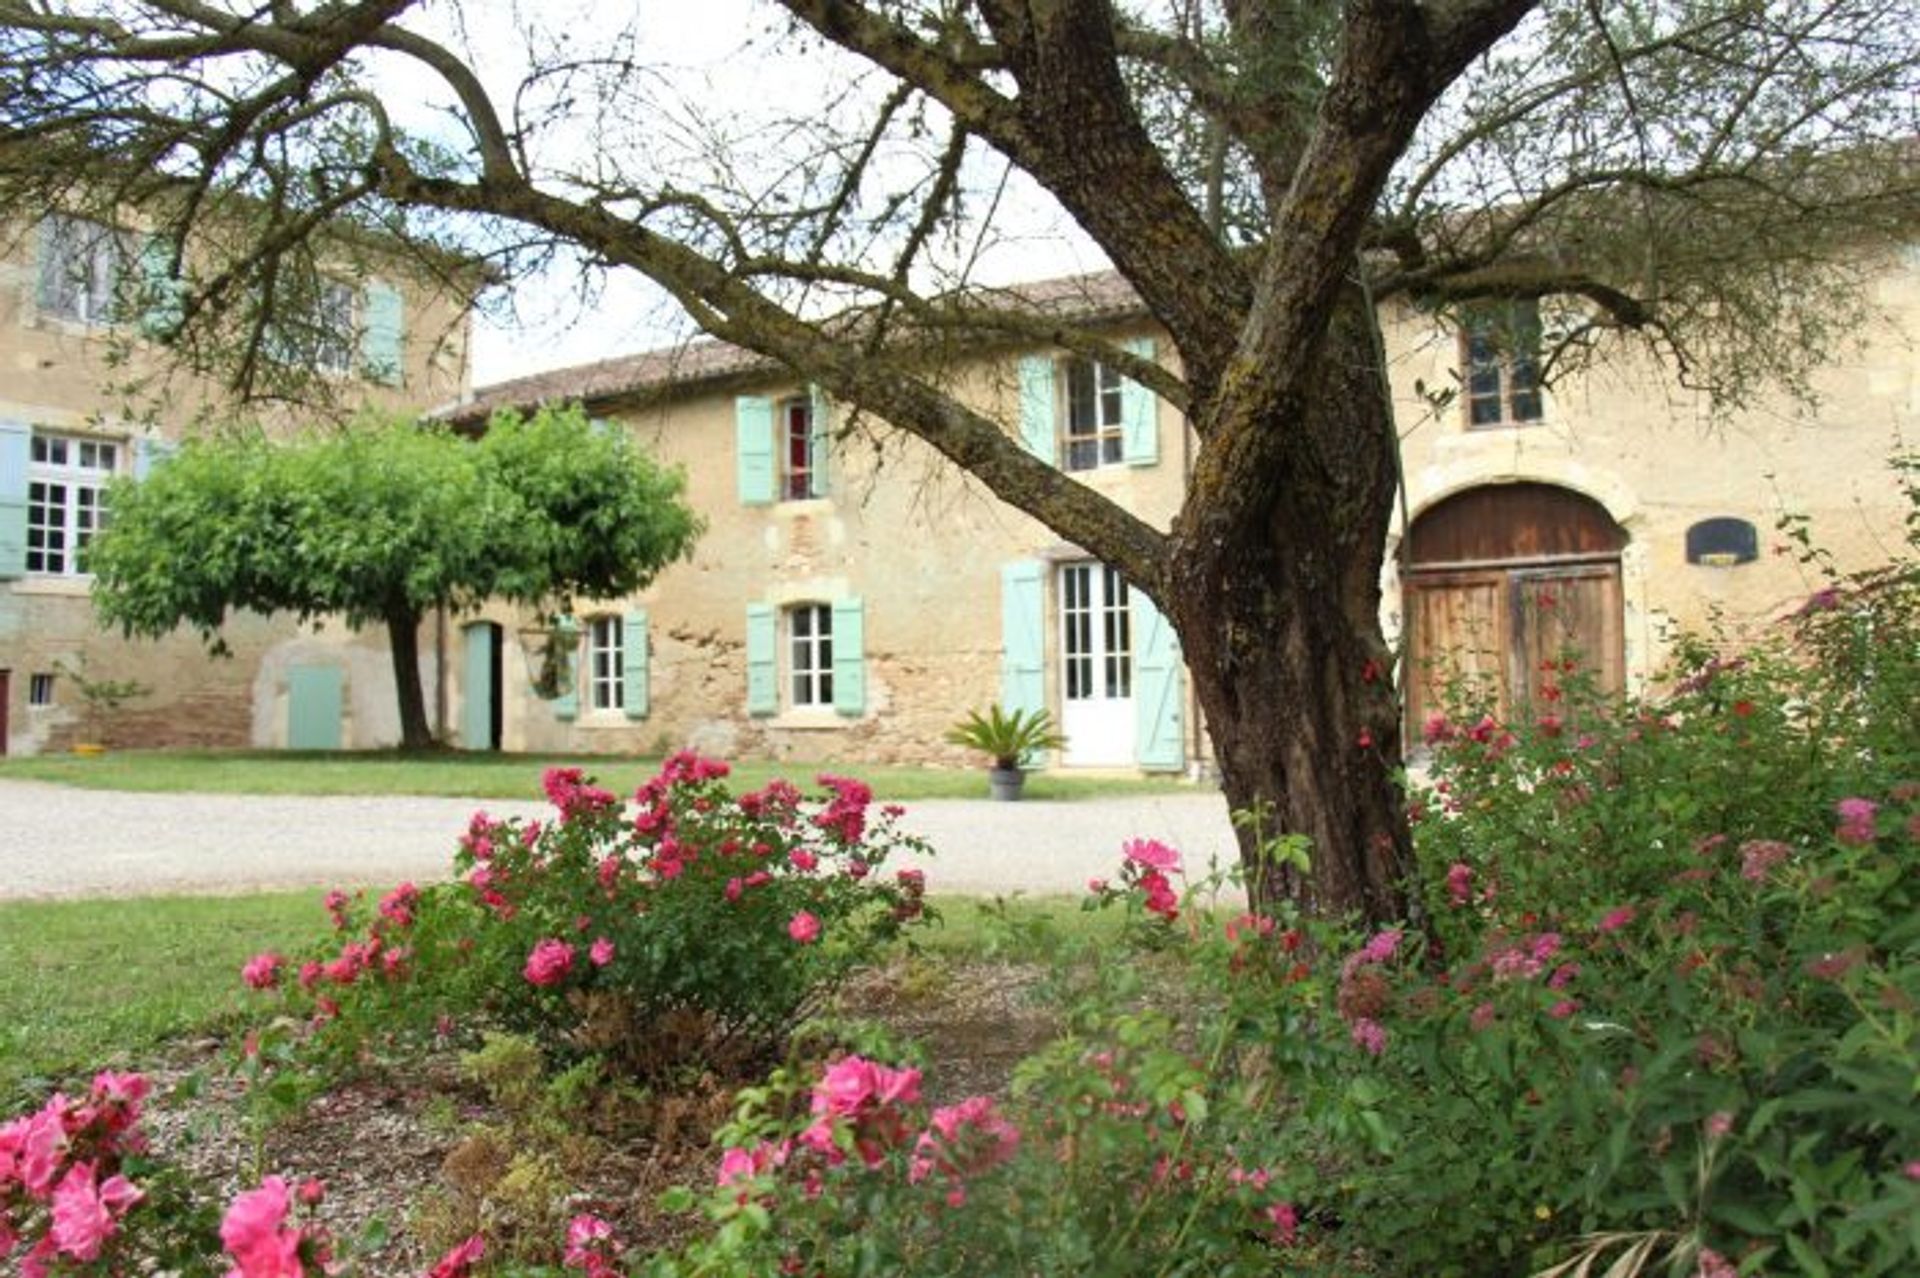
550 615 579 721
808 385 831 498
1000 560 1046 716
133 437 177 480
622 608 650 719
831 597 865 716
746 603 777 715
138 236 186 341
0 421 30 579
1017 357 1056 463
735 396 775 505
1133 590 1185 771
461 624 495 750
287 665 345 750
360 281 404 385
1121 335 1159 466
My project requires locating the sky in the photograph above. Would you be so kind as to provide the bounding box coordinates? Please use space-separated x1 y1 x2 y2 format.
376 0 1109 387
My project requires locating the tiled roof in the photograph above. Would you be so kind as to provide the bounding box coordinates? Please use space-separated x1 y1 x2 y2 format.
439 268 1145 423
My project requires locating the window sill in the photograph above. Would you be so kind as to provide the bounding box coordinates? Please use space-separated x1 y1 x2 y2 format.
10 576 93 597
766 708 853 730
771 497 833 517
575 709 640 728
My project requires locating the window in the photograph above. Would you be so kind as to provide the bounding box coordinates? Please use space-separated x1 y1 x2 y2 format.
28 673 56 707
1063 358 1125 470
1061 563 1131 701
780 396 819 500
37 215 129 325
1462 301 1544 427
28 434 118 576
313 280 356 374
587 615 624 712
788 603 834 708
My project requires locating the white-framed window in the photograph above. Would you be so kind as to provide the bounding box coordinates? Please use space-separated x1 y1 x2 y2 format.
1063 357 1125 471
28 672 56 707
780 395 817 501
28 434 118 576
313 280 356 374
37 214 130 326
1462 300 1544 428
788 603 834 708
586 615 624 712
1060 563 1131 701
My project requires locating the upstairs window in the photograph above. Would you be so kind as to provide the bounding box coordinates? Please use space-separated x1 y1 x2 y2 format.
788 603 833 709
586 615 624 712
38 215 129 325
1462 301 1544 428
313 280 357 375
28 434 118 576
780 396 817 501
1063 357 1125 470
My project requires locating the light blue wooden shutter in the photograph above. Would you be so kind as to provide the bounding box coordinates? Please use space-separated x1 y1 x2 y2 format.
1000 560 1048 768
735 396 775 505
1017 357 1056 463
0 421 30 579
287 665 345 750
746 603 777 715
550 615 579 721
807 385 831 498
1133 591 1185 771
138 237 185 340
622 608 650 719
461 624 495 750
132 437 177 480
360 281 404 385
1121 335 1158 466
832 597 865 716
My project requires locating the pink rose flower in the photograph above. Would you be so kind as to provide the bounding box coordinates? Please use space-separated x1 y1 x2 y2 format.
220 1176 304 1278
49 1162 140 1261
1597 905 1636 933
241 952 284 991
1122 838 1182 874
788 911 821 944
589 937 615 967
427 1235 485 1278
523 938 576 988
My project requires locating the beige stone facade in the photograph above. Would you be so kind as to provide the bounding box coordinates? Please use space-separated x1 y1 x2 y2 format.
447 249 1915 773
0 213 472 755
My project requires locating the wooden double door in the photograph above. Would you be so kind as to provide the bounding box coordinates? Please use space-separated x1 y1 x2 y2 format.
1403 483 1627 729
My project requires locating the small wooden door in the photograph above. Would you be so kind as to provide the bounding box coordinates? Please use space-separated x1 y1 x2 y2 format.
1405 484 1627 729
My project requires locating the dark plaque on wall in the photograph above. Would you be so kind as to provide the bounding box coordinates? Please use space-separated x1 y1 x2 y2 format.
1685 517 1758 566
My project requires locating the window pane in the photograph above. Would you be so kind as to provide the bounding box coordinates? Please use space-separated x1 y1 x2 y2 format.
1066 360 1095 433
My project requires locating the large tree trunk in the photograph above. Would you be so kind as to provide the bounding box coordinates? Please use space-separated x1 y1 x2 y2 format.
1167 296 1411 924
384 604 434 751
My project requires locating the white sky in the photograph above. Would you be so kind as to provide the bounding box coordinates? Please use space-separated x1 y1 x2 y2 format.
377 0 1108 386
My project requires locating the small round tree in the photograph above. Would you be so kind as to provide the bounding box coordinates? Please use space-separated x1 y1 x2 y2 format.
88 405 702 748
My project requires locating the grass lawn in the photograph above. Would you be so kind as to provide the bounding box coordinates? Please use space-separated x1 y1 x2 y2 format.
0 749 1192 802
0 890 324 1104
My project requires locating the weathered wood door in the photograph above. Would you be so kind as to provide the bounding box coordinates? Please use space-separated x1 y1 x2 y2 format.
1405 484 1626 730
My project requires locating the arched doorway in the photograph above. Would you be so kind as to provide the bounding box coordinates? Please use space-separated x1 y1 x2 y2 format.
1404 483 1627 729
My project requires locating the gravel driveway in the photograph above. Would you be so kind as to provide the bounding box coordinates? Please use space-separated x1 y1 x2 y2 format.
0 779 1239 901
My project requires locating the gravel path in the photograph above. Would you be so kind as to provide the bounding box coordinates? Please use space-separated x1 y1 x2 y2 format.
0 779 1239 901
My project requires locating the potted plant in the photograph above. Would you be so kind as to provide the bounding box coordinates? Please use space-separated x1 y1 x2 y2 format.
944 704 1066 801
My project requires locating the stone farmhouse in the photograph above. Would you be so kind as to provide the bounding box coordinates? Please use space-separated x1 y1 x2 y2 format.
431 249 1917 774
0 210 474 754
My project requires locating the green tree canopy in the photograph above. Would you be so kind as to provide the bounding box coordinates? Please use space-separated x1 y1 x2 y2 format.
89 405 702 748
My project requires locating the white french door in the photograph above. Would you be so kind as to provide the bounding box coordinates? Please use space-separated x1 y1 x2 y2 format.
1059 562 1136 766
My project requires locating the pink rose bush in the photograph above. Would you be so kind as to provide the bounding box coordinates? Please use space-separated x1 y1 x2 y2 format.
245 754 935 1077
0 1073 153 1274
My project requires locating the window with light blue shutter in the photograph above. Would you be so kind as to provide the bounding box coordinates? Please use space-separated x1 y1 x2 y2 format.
736 397 775 505
360 281 404 385
745 603 777 715
1120 335 1159 466
831 597 865 716
1018 357 1056 462
0 421 30 579
1132 591 1185 771
622 609 650 719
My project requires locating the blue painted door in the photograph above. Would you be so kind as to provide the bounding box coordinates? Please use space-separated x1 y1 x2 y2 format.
287 665 344 750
